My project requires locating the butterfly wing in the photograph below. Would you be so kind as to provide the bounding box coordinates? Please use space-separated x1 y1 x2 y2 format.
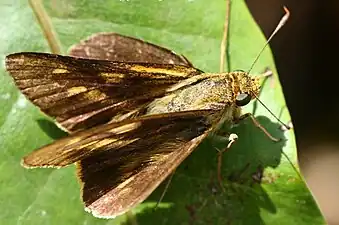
69 32 193 66
5 53 202 132
21 110 217 218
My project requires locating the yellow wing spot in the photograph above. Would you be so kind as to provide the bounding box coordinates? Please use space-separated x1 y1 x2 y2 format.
130 65 187 77
116 175 135 191
84 90 107 100
92 139 116 149
68 86 88 95
77 138 117 149
52 68 69 74
109 122 141 134
101 73 125 78
78 138 139 152
100 73 125 82
77 141 102 149
66 137 84 146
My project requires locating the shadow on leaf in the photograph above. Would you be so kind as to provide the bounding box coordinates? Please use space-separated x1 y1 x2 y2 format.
36 119 68 139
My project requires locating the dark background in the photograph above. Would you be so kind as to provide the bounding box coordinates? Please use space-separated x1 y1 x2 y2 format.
247 0 339 224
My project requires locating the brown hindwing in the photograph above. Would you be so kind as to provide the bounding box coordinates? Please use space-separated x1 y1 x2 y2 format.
76 110 216 218
69 32 193 66
20 109 217 217
22 110 215 168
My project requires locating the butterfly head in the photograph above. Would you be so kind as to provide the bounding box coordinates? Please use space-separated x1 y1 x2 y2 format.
230 70 260 107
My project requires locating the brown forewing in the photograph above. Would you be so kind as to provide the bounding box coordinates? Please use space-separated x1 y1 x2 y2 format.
21 110 217 217
5 52 202 132
69 32 193 66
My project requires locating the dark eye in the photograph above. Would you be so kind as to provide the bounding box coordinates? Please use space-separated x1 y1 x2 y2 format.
236 93 251 106
234 69 245 73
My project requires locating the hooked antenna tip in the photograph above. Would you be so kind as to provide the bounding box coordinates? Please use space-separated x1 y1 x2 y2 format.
283 6 290 15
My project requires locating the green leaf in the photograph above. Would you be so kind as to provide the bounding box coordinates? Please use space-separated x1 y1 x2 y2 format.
0 0 324 224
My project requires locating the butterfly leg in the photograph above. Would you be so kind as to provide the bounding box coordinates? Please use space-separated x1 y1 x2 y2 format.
215 133 238 191
237 113 280 142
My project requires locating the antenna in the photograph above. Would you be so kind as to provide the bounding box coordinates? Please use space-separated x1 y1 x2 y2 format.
250 6 291 130
247 6 290 75
254 93 291 130
219 0 231 72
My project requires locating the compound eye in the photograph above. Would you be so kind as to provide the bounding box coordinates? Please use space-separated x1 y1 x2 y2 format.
235 93 251 106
